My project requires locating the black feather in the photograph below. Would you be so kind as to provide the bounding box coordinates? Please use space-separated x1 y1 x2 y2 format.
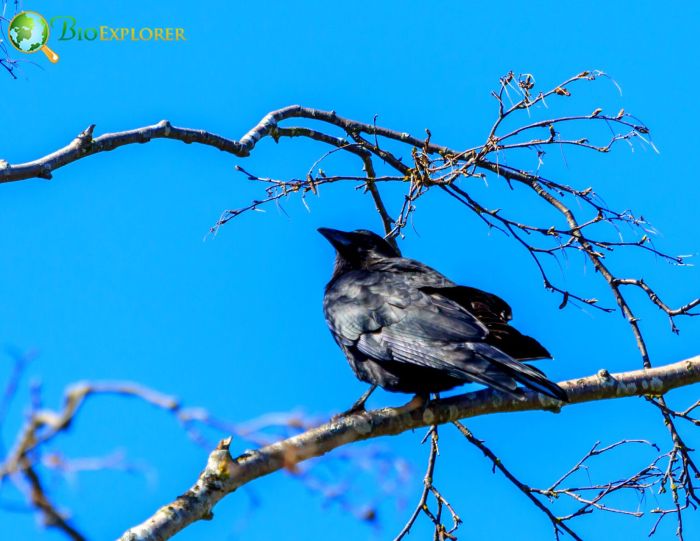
320 228 568 402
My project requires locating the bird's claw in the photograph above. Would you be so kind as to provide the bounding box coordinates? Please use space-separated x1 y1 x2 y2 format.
331 402 368 422
396 393 428 414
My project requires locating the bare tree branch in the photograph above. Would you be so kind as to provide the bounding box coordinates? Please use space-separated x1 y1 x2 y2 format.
2 71 698 540
22 464 86 541
117 355 700 541
0 379 404 539
393 424 462 541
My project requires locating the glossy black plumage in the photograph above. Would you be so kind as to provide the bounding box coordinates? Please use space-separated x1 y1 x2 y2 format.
319 228 567 402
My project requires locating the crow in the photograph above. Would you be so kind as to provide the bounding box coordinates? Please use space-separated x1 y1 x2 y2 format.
319 227 567 411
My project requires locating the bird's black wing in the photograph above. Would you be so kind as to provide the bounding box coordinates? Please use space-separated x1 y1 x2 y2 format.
369 259 551 360
324 262 565 400
324 268 487 347
420 285 552 361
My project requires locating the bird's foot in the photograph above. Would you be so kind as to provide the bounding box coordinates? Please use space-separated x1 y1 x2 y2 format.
331 385 377 421
395 393 429 414
331 403 367 422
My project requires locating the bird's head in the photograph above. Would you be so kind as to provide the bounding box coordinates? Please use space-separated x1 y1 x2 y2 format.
318 228 399 270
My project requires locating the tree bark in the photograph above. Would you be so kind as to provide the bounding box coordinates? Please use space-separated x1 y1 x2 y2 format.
117 355 700 541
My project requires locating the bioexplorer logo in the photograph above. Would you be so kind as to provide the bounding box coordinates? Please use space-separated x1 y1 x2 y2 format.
5 10 186 65
50 16 186 43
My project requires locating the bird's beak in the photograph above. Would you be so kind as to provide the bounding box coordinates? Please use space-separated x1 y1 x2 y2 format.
318 227 354 252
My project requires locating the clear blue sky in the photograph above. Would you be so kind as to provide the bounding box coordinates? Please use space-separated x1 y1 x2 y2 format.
1 1 698 540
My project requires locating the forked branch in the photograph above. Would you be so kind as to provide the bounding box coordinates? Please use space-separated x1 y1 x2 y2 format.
117 356 700 541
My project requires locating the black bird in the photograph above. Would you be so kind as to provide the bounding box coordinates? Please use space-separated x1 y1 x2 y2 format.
319 228 567 411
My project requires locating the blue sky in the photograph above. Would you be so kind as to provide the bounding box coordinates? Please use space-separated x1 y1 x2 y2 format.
1 1 698 540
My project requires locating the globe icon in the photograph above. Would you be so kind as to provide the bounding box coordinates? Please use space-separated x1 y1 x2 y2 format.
7 11 59 63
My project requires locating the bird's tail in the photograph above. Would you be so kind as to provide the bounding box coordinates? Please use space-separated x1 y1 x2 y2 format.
471 343 568 402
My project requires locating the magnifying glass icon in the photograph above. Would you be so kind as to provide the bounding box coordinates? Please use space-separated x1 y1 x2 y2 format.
7 11 60 63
